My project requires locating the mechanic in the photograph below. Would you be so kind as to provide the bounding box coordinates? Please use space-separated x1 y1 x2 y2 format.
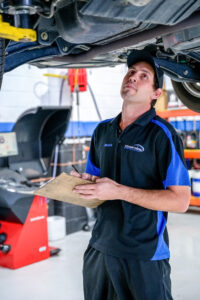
71 49 191 300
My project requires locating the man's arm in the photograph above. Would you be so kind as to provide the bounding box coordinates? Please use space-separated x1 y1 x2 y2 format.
119 182 190 213
73 177 191 213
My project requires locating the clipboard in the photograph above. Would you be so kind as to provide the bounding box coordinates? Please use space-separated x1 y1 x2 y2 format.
34 173 105 208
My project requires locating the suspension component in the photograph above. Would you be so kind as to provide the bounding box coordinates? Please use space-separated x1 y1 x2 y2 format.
1 0 42 15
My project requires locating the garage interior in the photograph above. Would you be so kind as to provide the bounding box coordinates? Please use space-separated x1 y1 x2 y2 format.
0 64 199 300
0 211 199 300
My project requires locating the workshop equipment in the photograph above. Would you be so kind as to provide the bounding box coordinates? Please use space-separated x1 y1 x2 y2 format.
0 106 71 269
0 15 36 42
68 69 87 93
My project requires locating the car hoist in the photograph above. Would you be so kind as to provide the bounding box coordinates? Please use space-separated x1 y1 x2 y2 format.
0 14 36 42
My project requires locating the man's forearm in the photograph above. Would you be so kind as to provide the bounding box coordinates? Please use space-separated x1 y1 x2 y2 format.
74 177 191 213
118 184 190 213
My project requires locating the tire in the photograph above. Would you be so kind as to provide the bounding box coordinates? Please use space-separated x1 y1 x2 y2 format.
0 38 5 89
171 80 200 113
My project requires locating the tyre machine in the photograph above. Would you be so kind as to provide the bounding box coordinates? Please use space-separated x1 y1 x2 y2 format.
0 106 71 269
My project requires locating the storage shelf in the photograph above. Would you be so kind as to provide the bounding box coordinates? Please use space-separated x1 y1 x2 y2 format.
184 149 200 159
190 196 200 206
157 109 200 118
157 110 200 159
157 109 200 206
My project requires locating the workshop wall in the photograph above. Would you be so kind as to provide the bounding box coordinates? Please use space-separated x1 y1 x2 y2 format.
0 64 126 124
0 64 179 138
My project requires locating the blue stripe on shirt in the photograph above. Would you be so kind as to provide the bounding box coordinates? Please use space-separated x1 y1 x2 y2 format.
151 211 170 260
85 118 113 177
151 119 190 189
85 149 100 176
151 119 190 260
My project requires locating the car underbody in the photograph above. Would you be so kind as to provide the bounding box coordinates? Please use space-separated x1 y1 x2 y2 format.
1 0 200 111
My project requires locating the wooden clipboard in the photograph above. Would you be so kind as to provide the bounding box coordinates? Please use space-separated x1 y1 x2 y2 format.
34 173 105 208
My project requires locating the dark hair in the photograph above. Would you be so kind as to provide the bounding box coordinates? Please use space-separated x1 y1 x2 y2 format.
151 74 159 108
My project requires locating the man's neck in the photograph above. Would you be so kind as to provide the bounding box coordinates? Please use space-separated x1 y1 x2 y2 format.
120 102 151 131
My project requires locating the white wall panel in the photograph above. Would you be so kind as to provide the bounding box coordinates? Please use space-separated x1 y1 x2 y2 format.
0 63 127 122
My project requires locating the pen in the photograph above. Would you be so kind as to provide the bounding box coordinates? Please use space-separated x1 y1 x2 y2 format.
72 164 80 174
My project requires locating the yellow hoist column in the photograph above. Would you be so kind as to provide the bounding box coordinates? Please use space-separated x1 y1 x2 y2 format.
0 14 37 42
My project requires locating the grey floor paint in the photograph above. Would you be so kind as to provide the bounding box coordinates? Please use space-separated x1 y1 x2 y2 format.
0 209 200 300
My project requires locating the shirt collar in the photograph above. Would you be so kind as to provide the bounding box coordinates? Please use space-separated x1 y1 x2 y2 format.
133 108 156 126
110 108 156 128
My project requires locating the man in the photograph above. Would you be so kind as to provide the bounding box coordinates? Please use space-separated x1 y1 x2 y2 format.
71 49 191 300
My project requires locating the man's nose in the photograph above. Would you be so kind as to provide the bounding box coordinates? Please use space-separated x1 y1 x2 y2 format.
129 72 137 82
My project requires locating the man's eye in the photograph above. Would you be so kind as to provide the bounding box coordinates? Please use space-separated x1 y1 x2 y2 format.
141 73 148 79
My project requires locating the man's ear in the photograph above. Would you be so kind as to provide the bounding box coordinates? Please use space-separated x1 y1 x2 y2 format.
152 88 162 100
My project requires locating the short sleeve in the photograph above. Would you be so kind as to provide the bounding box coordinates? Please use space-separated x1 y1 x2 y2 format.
152 120 190 189
85 127 100 176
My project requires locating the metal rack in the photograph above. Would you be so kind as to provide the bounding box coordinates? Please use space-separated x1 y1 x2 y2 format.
157 109 200 206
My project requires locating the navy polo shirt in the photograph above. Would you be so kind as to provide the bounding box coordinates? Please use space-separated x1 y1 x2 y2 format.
85 108 190 260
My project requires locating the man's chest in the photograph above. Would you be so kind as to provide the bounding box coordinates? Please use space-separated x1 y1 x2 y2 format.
96 127 159 186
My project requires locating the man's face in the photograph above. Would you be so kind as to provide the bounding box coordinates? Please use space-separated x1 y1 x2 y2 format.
120 61 159 106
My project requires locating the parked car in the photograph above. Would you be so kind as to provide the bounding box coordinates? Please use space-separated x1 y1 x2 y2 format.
1 0 200 111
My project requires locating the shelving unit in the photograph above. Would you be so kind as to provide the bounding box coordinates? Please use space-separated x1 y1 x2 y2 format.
157 108 200 119
190 196 200 206
157 109 200 207
184 149 200 159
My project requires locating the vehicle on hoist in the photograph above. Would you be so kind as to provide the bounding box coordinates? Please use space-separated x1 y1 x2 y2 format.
0 0 200 111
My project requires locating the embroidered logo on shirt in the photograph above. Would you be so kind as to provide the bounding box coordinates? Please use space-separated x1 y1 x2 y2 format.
124 144 144 152
104 144 112 147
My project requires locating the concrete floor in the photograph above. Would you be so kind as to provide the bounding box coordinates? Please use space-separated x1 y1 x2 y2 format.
0 209 200 300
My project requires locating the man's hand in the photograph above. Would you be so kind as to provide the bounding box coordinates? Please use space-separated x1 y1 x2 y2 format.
70 170 98 182
73 177 120 200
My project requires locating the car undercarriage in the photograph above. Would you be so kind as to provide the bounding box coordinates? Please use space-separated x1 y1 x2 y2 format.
1 0 200 111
